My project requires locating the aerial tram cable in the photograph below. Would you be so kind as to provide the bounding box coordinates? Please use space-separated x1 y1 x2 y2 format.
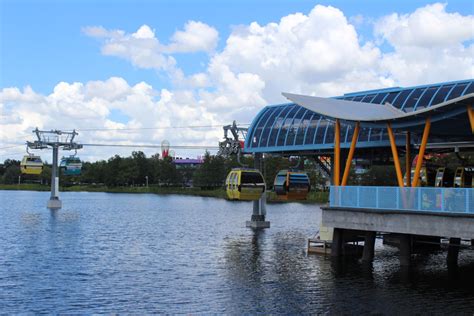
82 143 219 149
76 123 250 132
0 144 25 150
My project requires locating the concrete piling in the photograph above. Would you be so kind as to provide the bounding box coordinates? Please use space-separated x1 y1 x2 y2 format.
362 231 376 262
331 228 344 257
447 237 461 266
399 234 412 266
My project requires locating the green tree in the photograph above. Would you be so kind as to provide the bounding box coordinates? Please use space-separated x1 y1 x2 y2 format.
357 165 397 186
40 165 51 185
2 165 20 184
193 151 227 189
156 157 181 186
131 151 149 185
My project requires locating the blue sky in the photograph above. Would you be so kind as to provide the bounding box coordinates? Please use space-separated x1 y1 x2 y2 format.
2 0 472 94
1 0 473 160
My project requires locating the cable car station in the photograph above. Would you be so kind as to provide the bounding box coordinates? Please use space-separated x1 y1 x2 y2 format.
244 78 474 265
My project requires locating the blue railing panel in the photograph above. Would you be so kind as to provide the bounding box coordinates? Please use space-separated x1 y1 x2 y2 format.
330 186 474 214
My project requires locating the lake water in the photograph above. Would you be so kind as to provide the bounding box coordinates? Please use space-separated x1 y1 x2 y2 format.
1 190 474 314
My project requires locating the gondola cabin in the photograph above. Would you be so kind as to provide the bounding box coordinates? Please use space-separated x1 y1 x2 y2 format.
434 167 454 187
20 155 43 175
273 170 311 200
404 167 436 186
226 168 266 201
60 156 82 176
454 167 474 188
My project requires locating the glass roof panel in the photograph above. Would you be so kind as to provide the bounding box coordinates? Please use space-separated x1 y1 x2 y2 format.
430 85 454 106
258 106 286 147
304 116 320 145
294 112 313 145
392 89 413 108
371 92 389 104
414 86 439 110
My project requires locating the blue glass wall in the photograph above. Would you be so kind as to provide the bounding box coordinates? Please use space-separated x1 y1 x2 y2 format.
245 79 474 152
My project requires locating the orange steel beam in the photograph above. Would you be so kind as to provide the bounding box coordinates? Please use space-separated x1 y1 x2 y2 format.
406 132 411 187
468 105 474 133
412 117 431 187
387 123 404 187
334 119 341 186
341 122 360 186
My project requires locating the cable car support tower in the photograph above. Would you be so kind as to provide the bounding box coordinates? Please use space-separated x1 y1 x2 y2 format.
27 128 83 209
218 121 270 229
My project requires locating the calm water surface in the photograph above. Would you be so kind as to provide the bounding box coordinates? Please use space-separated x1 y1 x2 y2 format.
1 190 473 314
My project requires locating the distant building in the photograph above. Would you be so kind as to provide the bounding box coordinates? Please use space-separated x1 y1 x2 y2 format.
173 158 204 169
172 157 204 187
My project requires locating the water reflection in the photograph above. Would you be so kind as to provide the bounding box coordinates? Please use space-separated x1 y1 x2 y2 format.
1 190 474 313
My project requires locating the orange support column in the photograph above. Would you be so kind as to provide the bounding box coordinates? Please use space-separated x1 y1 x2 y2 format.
412 117 431 187
387 123 404 187
468 105 474 133
341 122 360 186
333 119 341 186
405 132 411 187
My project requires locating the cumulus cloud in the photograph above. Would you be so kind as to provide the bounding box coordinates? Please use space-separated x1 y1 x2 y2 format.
167 20 219 53
0 78 221 161
373 3 474 85
2 3 473 160
375 3 474 48
82 21 219 73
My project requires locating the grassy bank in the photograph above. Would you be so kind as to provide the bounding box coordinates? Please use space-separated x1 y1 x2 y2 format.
0 184 329 204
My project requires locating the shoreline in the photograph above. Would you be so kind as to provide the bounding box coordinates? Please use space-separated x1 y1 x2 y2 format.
0 184 329 204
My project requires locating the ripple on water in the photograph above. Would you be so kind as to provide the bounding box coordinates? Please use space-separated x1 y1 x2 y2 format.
0 190 473 313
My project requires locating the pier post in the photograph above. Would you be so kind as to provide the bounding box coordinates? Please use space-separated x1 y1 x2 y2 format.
47 144 62 209
362 231 376 262
246 153 270 229
447 237 461 266
331 228 344 257
399 234 412 266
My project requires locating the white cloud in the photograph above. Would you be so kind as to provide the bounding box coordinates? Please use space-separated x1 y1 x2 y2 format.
167 20 219 53
375 3 474 48
374 3 474 85
3 3 473 161
0 79 221 161
83 21 219 73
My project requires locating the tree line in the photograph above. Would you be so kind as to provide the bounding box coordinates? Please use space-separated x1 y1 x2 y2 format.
0 151 329 189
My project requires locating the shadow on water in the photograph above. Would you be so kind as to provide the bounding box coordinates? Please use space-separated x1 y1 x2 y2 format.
2 191 474 313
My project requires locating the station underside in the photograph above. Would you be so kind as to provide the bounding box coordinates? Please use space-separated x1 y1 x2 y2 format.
323 207 474 240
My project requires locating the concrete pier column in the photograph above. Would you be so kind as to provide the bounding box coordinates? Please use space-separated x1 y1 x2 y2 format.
362 231 376 262
331 228 344 257
447 237 461 266
399 234 412 266
47 145 62 209
246 153 270 229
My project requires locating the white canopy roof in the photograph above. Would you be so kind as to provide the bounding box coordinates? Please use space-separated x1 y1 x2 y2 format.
282 92 406 121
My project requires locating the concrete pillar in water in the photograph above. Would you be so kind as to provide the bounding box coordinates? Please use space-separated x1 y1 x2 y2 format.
47 145 62 209
331 228 344 257
362 231 376 262
246 153 270 229
447 237 461 266
399 234 412 266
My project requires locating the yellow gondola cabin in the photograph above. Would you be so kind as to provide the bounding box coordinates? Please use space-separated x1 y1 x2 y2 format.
20 155 43 175
226 168 266 201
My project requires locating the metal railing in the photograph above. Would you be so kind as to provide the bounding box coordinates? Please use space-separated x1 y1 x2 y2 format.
330 186 474 214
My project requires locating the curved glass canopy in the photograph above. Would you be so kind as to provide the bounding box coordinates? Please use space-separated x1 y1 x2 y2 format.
245 79 474 153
